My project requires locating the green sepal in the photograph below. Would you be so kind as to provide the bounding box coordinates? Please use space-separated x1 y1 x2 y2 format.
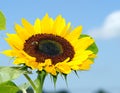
62 74 68 87
74 70 79 78
0 11 6 30
80 34 98 54
0 66 31 84
53 75 57 88
50 73 58 89
0 81 20 93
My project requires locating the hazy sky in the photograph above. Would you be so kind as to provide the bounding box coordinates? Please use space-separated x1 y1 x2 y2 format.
0 0 120 93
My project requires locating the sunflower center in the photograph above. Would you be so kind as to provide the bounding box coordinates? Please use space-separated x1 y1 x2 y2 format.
38 40 63 56
23 34 75 65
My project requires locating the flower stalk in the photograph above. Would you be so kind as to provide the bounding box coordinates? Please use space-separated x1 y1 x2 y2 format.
24 71 47 93
35 71 47 93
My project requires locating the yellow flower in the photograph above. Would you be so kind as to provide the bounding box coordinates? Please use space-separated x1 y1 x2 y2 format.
2 14 97 76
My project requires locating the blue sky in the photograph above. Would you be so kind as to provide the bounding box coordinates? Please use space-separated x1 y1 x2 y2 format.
0 0 120 93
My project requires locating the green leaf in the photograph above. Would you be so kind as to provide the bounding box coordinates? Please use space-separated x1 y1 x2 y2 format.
80 34 98 54
0 11 6 30
0 66 30 84
87 42 98 54
79 34 89 38
0 81 20 93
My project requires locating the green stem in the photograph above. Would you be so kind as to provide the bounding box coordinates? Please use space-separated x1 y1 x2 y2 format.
36 71 47 93
23 74 36 92
24 71 47 93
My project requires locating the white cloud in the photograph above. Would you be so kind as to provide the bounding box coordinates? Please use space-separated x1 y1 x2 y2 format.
89 11 120 39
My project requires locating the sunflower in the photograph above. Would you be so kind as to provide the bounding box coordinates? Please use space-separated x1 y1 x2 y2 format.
2 14 97 76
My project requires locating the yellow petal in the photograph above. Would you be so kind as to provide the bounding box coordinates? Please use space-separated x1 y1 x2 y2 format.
60 22 71 37
41 14 53 34
79 59 93 70
45 65 56 76
26 61 38 69
37 63 45 71
12 51 37 68
10 50 36 62
34 18 41 34
1 50 24 58
5 34 24 50
65 26 82 42
22 18 35 35
52 15 66 35
70 65 80 70
13 58 27 64
75 37 94 51
68 59 82 66
56 62 71 74
72 50 93 62
15 24 31 41
19 51 36 61
1 50 16 56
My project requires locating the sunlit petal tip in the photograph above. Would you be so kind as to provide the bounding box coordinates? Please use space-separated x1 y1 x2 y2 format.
35 18 41 22
45 13 49 17
6 33 11 37
56 15 62 20
21 18 27 24
14 23 18 27
67 22 71 27
14 24 23 33
21 18 32 27
34 18 41 33
0 50 12 56
42 13 49 20
76 25 82 33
